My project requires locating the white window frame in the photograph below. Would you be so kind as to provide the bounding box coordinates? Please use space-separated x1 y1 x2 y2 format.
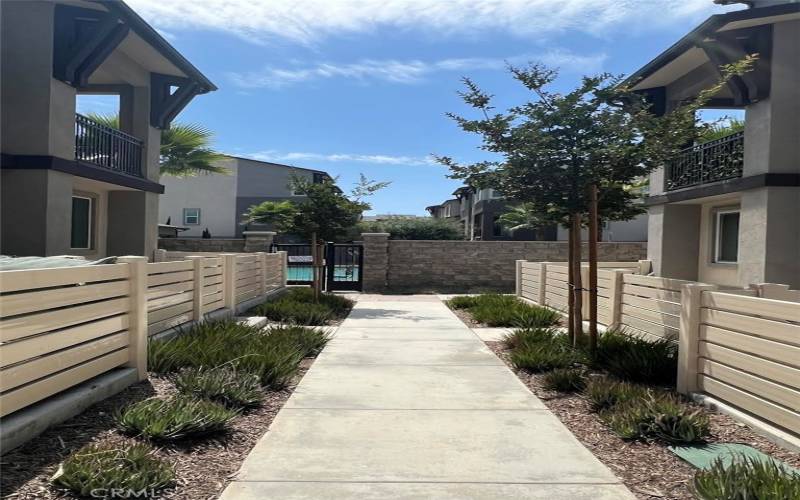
183 208 201 225
70 195 93 250
713 208 740 264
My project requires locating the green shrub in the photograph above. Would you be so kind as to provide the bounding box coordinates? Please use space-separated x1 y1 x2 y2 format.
601 393 709 443
148 320 304 388
510 306 561 329
449 294 560 328
584 377 649 412
52 442 174 497
446 295 480 310
543 368 587 392
692 454 800 500
253 288 353 325
174 367 263 408
510 342 581 372
115 397 238 441
265 325 331 358
593 329 678 385
358 218 463 240
256 300 333 325
502 327 560 350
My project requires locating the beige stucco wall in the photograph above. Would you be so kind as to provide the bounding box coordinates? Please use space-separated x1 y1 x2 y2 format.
159 159 239 238
696 195 740 287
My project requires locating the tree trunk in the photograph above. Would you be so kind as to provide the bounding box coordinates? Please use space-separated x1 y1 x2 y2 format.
567 216 575 343
588 185 599 354
571 212 583 346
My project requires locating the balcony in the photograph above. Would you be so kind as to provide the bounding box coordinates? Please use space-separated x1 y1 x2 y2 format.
75 113 143 177
664 131 744 192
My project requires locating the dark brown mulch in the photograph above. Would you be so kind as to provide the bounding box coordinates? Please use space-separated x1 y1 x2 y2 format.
486 341 800 500
1 359 313 500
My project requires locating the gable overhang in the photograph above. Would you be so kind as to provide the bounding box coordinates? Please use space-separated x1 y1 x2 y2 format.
625 3 799 98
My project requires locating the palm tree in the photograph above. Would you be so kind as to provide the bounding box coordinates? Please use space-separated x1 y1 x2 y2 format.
497 203 547 233
86 113 228 177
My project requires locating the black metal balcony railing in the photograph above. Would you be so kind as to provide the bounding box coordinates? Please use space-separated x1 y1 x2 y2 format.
664 131 744 192
75 113 144 177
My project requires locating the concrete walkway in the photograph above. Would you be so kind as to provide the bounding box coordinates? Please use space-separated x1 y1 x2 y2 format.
221 295 634 499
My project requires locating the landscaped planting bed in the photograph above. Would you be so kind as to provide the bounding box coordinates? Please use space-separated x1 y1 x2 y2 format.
1 319 331 499
485 329 800 500
446 293 561 328
251 287 354 326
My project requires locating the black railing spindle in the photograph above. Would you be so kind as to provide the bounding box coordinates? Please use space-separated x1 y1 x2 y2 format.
664 131 744 191
74 113 144 177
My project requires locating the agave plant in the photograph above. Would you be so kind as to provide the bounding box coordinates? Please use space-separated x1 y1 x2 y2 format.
115 397 239 441
693 454 800 500
52 442 174 496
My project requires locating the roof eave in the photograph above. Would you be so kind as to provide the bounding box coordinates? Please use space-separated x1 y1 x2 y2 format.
622 3 800 90
97 0 217 92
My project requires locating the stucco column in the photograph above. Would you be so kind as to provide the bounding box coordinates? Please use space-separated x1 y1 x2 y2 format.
243 231 276 252
361 233 389 292
646 204 700 280
738 186 800 288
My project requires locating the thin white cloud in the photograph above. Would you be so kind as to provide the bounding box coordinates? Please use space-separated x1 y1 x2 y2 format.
247 150 436 166
229 51 607 89
125 0 727 46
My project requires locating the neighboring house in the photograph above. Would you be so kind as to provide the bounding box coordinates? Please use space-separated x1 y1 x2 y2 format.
437 187 647 242
629 0 800 287
425 199 460 221
0 0 215 260
159 156 332 238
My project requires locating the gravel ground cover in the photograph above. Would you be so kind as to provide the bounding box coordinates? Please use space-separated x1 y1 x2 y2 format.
486 341 800 500
1 359 313 500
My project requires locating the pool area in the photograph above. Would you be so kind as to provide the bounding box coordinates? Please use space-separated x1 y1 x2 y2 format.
288 265 360 282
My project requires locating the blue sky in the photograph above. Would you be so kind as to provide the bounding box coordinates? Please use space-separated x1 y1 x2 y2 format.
81 0 743 215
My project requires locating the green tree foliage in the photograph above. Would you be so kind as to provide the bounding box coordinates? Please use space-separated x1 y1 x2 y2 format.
242 176 380 241
697 117 745 143
87 113 227 177
242 175 387 298
358 218 463 240
497 203 547 232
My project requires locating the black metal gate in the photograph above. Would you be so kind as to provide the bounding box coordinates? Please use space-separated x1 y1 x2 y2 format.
326 243 363 291
271 242 363 291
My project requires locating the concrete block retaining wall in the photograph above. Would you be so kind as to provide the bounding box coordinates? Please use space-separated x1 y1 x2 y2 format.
361 233 647 293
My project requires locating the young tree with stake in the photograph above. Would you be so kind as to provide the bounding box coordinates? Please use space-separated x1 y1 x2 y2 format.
438 56 756 351
242 175 388 300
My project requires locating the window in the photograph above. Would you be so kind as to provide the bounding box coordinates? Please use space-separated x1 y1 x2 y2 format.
183 208 201 225
714 209 740 263
71 196 93 249
444 205 451 217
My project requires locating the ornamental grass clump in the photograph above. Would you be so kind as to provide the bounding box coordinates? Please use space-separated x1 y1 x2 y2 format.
593 329 678 386
253 288 353 325
502 327 560 350
584 376 649 412
265 325 332 358
543 368 587 393
448 293 561 328
692 454 800 500
600 393 709 444
115 397 238 441
174 367 263 408
147 320 306 388
510 341 581 372
51 442 174 497
256 300 333 325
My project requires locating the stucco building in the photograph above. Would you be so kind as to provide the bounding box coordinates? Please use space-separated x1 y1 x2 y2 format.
0 0 214 260
159 156 332 238
631 0 800 287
